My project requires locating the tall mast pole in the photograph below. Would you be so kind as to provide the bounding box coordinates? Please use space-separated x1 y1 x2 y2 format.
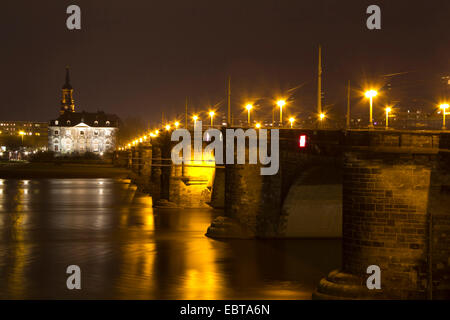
347 80 351 129
317 45 322 115
185 96 188 128
227 76 231 126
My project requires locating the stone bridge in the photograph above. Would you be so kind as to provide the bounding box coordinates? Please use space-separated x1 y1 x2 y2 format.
114 128 450 299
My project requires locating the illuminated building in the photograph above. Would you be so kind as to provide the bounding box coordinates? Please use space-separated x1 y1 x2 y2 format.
48 68 119 154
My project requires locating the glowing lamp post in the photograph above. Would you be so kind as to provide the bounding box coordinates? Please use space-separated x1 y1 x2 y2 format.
255 122 261 129
440 103 449 130
192 115 198 126
365 90 378 129
277 100 286 127
174 121 180 129
289 117 295 128
245 104 253 125
165 124 171 131
19 131 25 145
385 107 391 129
209 111 215 127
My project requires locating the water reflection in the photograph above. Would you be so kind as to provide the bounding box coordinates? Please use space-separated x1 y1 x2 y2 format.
0 179 341 299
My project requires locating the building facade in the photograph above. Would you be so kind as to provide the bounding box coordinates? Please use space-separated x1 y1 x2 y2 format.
48 68 119 155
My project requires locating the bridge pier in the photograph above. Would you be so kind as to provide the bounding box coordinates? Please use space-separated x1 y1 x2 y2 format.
314 131 450 299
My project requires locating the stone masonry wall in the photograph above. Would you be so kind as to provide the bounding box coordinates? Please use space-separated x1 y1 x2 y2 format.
428 151 450 299
342 150 433 299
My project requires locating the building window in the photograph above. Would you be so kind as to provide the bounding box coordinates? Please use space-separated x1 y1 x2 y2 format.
106 121 110 126
94 120 98 125
94 130 99 136
54 130 59 135
67 120 71 125
80 131 84 136
55 120 59 125
54 145 59 151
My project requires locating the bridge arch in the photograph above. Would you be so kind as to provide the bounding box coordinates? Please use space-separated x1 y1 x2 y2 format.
282 164 342 238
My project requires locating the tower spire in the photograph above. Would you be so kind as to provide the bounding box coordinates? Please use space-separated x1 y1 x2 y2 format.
60 66 75 114
63 66 72 89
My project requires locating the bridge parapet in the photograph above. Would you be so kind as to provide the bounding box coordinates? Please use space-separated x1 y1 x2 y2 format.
344 130 450 153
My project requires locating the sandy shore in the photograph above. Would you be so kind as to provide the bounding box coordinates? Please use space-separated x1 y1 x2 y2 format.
0 162 130 179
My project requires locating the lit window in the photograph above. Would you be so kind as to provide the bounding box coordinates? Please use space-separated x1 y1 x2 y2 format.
55 120 59 125
106 121 110 126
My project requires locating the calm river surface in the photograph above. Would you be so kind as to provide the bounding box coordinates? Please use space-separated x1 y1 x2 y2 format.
0 178 341 299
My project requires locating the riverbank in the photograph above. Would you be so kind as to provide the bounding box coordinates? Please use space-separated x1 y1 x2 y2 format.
0 162 129 179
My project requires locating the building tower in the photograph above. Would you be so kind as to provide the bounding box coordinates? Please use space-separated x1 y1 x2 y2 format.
60 66 75 114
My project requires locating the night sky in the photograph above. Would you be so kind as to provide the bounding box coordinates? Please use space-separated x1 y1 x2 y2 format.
1 0 449 125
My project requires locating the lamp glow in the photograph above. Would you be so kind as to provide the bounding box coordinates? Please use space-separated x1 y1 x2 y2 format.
289 117 295 128
245 104 253 124
277 100 286 126
365 90 378 129
440 103 449 130
209 111 215 126
385 107 392 129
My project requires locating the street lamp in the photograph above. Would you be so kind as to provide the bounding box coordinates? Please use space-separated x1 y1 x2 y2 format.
385 107 391 129
289 117 295 128
365 90 378 129
277 100 286 127
245 104 253 125
174 121 180 129
255 122 261 129
440 103 449 130
192 115 198 126
19 131 25 145
165 124 171 131
209 111 215 127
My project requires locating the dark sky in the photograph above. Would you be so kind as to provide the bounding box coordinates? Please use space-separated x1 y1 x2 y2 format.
0 0 449 125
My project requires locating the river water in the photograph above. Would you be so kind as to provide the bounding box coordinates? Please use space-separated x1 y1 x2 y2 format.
0 178 341 299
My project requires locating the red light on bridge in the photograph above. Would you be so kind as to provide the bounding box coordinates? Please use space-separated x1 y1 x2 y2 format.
299 135 307 148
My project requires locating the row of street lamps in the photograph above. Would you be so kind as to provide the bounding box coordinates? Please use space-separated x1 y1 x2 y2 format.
364 89 449 130
119 92 448 150
119 99 305 150
191 99 300 128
